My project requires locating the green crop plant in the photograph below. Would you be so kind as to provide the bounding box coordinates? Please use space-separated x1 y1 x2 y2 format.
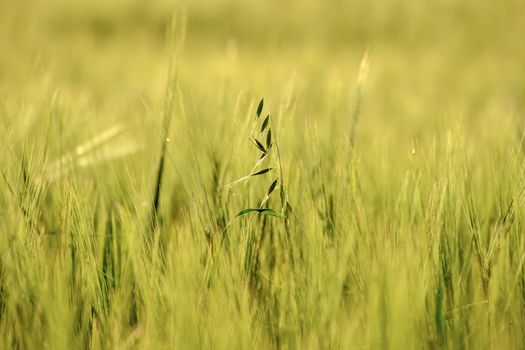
1 1 525 349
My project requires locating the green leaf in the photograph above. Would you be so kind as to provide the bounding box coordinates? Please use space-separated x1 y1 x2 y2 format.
235 208 284 218
256 98 264 118
261 114 270 133
250 138 267 153
251 168 272 176
267 179 278 195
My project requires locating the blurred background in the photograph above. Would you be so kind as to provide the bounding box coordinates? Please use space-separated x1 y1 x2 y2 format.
1 0 525 156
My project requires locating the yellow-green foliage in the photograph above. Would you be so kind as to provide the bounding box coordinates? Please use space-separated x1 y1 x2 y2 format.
1 0 525 348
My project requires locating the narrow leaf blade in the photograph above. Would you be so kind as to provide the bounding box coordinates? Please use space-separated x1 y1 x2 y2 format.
235 208 284 218
235 208 261 217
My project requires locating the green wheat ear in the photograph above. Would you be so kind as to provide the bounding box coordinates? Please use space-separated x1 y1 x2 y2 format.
46 124 141 182
349 50 369 148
